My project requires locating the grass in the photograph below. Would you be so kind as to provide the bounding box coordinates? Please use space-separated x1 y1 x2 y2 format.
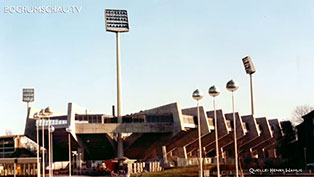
131 165 215 177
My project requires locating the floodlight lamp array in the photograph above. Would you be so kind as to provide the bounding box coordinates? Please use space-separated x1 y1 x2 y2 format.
105 9 129 32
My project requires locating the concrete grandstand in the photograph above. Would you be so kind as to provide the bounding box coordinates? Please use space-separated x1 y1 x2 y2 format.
22 102 290 164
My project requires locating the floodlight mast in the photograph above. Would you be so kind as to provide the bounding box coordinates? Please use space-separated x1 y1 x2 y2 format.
105 9 129 160
242 56 256 116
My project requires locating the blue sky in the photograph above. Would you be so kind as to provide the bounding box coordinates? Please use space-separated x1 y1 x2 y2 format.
1 0 314 135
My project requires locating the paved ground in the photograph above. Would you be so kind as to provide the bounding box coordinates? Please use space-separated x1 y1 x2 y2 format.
56 176 111 177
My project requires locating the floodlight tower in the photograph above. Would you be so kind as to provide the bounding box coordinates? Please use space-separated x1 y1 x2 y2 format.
105 9 129 160
242 56 256 116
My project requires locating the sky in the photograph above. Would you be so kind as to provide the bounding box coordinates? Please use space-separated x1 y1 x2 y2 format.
1 0 314 135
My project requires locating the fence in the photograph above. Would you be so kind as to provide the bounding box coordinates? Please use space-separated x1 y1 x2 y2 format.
128 160 163 174
176 157 235 167
0 158 38 176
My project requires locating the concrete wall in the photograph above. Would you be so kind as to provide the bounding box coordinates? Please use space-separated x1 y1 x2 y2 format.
203 110 232 156
182 106 211 135
136 102 185 135
250 117 273 158
238 115 260 157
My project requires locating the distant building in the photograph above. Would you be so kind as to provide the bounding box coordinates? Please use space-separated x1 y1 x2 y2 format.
0 135 38 176
296 110 314 164
0 135 37 158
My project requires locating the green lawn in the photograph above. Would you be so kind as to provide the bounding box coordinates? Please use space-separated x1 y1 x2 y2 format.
131 165 215 177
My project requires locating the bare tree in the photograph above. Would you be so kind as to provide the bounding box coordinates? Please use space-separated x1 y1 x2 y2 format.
291 105 314 126
5 129 13 136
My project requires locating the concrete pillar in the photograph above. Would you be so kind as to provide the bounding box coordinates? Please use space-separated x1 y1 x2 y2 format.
34 163 36 175
133 163 136 173
101 116 104 124
72 151 76 173
273 148 277 158
30 163 32 175
28 164 30 175
183 146 187 159
23 163 26 175
138 163 141 173
75 152 79 171
141 162 143 173
14 136 19 150
127 163 132 174
219 147 223 162
14 162 16 177
78 148 84 174
249 148 254 158
162 146 168 165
